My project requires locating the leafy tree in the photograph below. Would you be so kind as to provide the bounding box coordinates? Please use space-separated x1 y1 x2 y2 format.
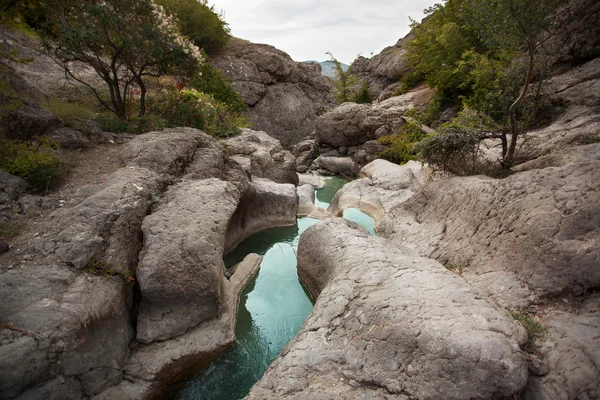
326 52 357 103
38 0 203 119
156 0 230 55
407 0 563 167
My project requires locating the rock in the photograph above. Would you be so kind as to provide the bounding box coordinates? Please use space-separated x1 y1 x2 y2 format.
17 195 42 215
121 128 210 177
15 376 83 400
0 242 8 254
136 178 241 343
314 156 358 177
315 92 427 157
248 218 528 399
290 138 318 171
339 145 600 309
523 296 600 400
125 319 235 400
0 170 29 202
224 129 298 185
225 178 297 252
3 104 63 140
348 37 412 100
297 173 326 189
44 166 164 271
0 266 132 399
210 38 334 147
296 184 316 217
79 367 123 397
48 127 91 149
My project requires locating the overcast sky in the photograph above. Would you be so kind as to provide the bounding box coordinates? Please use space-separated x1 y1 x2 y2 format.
211 0 437 65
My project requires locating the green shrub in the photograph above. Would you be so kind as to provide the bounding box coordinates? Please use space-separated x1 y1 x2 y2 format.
156 0 230 55
414 109 497 175
94 113 129 133
190 63 247 113
377 115 426 165
148 88 248 137
0 137 64 193
352 81 372 104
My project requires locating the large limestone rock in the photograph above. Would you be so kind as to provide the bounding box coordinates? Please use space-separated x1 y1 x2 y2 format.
0 267 132 399
248 218 528 399
136 178 241 343
313 156 358 176
224 128 298 185
210 38 334 146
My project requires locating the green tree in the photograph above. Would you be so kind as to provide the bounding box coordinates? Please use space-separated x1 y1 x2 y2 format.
407 0 563 167
326 52 357 103
353 81 372 104
38 0 203 119
156 0 230 55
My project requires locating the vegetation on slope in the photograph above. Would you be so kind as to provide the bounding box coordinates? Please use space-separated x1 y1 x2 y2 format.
389 0 564 171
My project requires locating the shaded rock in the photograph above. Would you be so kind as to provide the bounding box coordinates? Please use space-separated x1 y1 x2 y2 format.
0 242 8 254
314 156 358 177
224 129 298 185
248 218 528 399
296 184 316 217
290 138 318 171
225 178 297 252
136 178 240 343
15 376 82 400
3 104 62 141
211 38 333 147
523 296 600 400
79 367 123 397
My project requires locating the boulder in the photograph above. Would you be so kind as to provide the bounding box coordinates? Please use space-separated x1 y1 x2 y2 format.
290 138 318 171
48 127 92 149
224 129 298 185
0 170 29 223
314 156 358 177
297 173 326 189
136 178 241 343
248 218 528 399
210 38 334 147
225 178 297 252
296 184 316 217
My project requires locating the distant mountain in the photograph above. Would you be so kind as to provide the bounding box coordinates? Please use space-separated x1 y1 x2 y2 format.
304 60 349 79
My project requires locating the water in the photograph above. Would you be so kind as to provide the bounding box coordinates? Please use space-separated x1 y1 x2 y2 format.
176 176 373 400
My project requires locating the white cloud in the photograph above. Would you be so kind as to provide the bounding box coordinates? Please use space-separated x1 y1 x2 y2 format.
212 0 436 64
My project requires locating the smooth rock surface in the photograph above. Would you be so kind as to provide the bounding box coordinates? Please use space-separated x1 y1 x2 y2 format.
136 178 240 343
248 218 528 399
314 156 358 177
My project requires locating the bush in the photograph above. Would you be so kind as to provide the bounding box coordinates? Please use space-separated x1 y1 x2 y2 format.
414 109 497 175
377 115 426 165
190 63 247 113
0 137 64 192
352 81 372 104
156 0 230 55
148 88 248 137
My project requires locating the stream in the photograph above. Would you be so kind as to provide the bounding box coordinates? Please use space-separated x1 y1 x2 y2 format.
176 176 375 400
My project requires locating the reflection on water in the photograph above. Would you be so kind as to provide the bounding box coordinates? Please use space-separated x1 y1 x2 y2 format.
177 176 373 400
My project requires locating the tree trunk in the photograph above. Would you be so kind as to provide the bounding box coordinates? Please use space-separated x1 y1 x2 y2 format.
505 41 535 167
138 78 147 118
